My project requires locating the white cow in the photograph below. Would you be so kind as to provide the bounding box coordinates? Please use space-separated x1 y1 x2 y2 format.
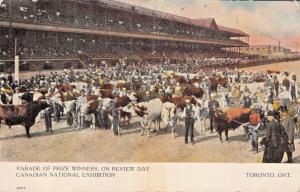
135 98 163 136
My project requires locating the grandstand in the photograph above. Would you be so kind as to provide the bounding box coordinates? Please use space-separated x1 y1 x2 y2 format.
0 0 249 69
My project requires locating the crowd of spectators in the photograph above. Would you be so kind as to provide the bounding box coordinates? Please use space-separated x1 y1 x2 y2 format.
1 27 231 60
0 0 236 43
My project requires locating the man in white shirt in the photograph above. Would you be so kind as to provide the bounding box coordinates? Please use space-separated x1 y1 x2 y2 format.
12 87 23 105
279 86 292 112
33 88 43 101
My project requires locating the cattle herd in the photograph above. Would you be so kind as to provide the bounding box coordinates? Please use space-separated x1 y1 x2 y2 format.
0 61 299 162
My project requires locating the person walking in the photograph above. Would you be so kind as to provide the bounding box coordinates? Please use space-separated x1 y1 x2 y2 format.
44 93 54 132
208 93 220 134
282 110 296 163
279 86 292 112
183 99 195 144
244 108 261 153
111 97 120 135
262 111 285 163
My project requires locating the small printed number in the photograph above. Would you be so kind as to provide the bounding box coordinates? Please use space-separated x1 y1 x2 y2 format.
16 186 26 190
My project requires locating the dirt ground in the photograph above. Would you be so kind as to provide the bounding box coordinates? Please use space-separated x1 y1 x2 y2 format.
0 61 300 163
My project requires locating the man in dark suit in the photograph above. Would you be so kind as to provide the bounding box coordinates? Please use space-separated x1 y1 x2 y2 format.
208 93 220 134
263 111 285 163
111 97 120 135
282 110 295 163
183 99 195 144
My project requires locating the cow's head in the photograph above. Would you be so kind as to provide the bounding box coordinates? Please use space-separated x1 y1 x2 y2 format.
39 100 50 110
134 105 148 117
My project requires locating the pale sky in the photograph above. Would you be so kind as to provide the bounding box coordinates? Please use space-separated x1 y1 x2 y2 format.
119 0 300 51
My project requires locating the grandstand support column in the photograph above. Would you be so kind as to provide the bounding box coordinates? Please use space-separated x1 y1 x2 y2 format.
14 37 20 82
14 55 20 82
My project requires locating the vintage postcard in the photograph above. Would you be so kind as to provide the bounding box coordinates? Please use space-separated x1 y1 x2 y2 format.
0 0 300 191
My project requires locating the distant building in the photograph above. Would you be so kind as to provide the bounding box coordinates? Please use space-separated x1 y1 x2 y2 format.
240 45 296 58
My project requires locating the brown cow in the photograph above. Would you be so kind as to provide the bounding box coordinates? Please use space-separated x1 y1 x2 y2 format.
100 84 114 90
56 84 76 93
0 101 50 137
85 96 132 127
99 89 115 99
182 84 204 98
160 96 197 110
214 108 251 142
267 70 280 74
167 75 187 84
210 77 228 92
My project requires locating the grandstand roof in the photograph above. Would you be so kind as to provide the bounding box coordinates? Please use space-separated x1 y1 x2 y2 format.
97 0 249 37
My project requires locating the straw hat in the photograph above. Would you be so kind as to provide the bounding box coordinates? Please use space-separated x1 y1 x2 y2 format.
211 93 217 98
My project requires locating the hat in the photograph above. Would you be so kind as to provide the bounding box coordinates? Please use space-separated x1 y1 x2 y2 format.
45 93 51 97
15 87 20 90
266 111 275 117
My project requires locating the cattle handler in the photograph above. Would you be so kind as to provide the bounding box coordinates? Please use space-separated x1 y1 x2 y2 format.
244 107 261 153
183 99 195 145
208 93 220 134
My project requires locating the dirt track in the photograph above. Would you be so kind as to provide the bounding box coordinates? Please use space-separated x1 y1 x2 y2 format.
1 61 300 162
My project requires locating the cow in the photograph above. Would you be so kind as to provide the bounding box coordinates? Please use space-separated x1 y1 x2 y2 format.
20 92 45 103
267 70 280 75
210 77 228 92
82 96 133 129
56 84 76 93
64 100 77 127
160 96 197 110
214 108 251 142
100 83 114 90
0 101 50 138
182 84 204 98
99 89 115 99
133 98 163 136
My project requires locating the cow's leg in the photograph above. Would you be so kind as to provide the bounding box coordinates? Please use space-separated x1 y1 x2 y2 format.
78 116 82 129
147 121 153 137
91 114 96 130
172 126 176 138
118 125 121 136
25 126 31 138
158 120 161 130
199 118 204 132
225 128 229 142
218 131 223 142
